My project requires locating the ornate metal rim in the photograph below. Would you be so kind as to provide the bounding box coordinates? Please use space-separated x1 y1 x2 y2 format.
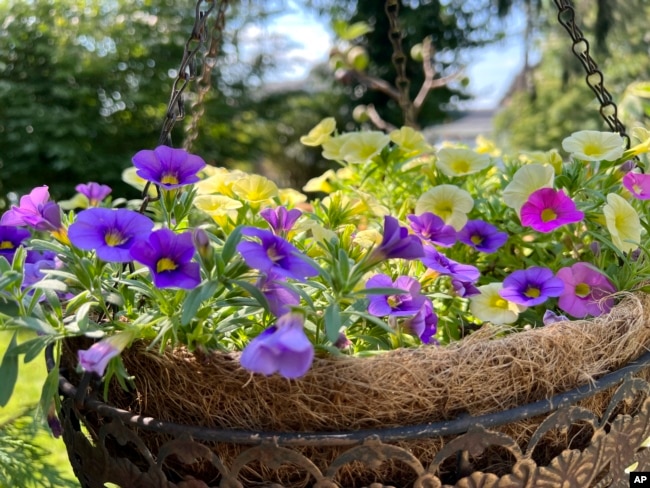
50 347 650 447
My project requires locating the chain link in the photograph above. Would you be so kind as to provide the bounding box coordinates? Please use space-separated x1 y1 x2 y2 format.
553 0 629 147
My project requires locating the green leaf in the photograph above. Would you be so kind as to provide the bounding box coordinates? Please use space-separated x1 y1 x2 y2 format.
31 279 68 292
181 280 220 326
324 303 341 343
0 270 23 291
0 332 19 407
229 279 269 312
221 226 243 264
12 317 57 335
0 299 20 317
39 360 61 419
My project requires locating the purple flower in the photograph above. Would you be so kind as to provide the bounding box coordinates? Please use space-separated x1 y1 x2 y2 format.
23 250 59 289
240 313 314 379
77 333 132 377
457 220 508 253
131 145 206 190
368 216 424 264
543 310 569 326
499 267 565 306
520 188 584 233
129 229 201 289
451 279 480 297
421 246 480 283
237 228 318 280
68 208 154 262
76 182 112 206
366 274 426 317
407 212 456 247
623 172 650 200
402 300 438 343
260 206 302 235
1 186 62 231
556 262 616 318
0 226 31 263
257 273 301 316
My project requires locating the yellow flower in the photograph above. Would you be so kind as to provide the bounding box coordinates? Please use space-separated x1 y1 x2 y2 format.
195 168 246 197
121 167 157 197
303 169 336 193
231 174 278 203
339 131 391 164
469 283 526 325
322 133 356 161
435 147 490 177
622 127 650 159
519 149 564 175
353 229 383 249
299 117 337 146
278 188 308 206
193 195 242 228
475 135 501 157
389 126 433 156
415 184 474 230
502 163 554 214
603 193 640 253
561 130 625 162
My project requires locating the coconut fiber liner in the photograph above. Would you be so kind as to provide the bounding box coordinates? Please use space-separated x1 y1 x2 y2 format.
67 293 650 486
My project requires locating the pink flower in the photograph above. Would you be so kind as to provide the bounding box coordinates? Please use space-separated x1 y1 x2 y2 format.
623 172 650 200
520 188 584 233
556 262 616 318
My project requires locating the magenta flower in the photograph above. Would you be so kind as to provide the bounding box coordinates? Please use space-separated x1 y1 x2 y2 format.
131 145 206 190
76 182 112 206
457 220 508 253
421 246 480 283
407 212 456 247
0 226 31 263
260 206 302 235
623 172 650 200
129 229 201 289
68 208 154 262
237 228 318 280
77 333 132 376
402 300 438 343
520 188 584 233
368 216 424 264
499 267 565 306
240 313 314 379
556 262 616 318
0 186 62 231
366 274 426 317
257 273 301 316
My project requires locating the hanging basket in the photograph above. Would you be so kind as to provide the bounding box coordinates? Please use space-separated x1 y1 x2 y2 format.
54 293 650 487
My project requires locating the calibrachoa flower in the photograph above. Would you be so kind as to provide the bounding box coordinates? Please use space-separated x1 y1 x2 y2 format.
240 313 314 379
78 332 134 376
366 274 426 317
0 226 31 263
556 262 616 318
299 117 336 146
389 126 433 156
457 220 508 253
435 147 490 177
451 279 480 298
402 300 438 343
1 186 62 232
470 282 527 325
260 206 302 235
367 216 424 264
407 212 456 247
503 163 555 214
132 145 206 190
129 229 201 290
543 310 569 326
257 273 301 317
520 188 584 233
623 172 650 200
561 130 625 162
499 267 565 307
75 182 112 206
68 208 154 262
237 228 318 280
421 246 480 283
415 184 474 230
338 131 391 164
603 193 640 253
231 174 278 204
23 250 59 289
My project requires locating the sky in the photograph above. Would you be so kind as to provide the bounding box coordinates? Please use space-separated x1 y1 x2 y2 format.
256 1 529 111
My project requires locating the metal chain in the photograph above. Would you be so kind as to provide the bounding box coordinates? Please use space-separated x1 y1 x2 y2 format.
553 0 630 147
384 0 415 128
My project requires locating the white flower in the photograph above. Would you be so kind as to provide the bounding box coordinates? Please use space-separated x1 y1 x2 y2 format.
339 131 391 164
415 184 474 230
603 193 641 253
561 130 625 162
435 147 490 177
469 283 526 325
502 163 555 214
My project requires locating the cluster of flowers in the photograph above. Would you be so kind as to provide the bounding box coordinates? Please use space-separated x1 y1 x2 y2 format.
1 121 650 398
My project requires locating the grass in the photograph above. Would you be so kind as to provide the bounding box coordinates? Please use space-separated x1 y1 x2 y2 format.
0 331 79 487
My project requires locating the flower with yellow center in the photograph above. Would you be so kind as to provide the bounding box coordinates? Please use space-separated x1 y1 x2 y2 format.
353 229 383 249
193 195 243 229
469 282 527 325
195 168 247 197
415 184 474 231
339 131 391 164
299 117 337 146
156 257 178 273
278 188 308 207
435 147 490 177
519 149 564 175
603 193 640 253
303 169 337 194
502 163 555 214
231 174 278 204
322 133 357 161
561 130 625 162
389 126 433 156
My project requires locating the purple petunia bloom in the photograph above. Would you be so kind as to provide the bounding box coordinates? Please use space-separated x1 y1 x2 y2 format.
457 220 508 253
421 245 480 283
451 278 481 297
366 274 426 317
368 216 425 264
543 310 569 326
0 226 31 263
623 172 650 200
556 262 616 318
260 206 302 235
76 182 112 206
129 229 201 289
77 333 132 377
23 250 59 290
520 188 584 233
407 212 457 247
68 208 154 263
257 273 301 316
499 267 565 307
402 300 438 343
1 186 62 231
240 313 314 379
131 145 206 190
237 228 318 281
